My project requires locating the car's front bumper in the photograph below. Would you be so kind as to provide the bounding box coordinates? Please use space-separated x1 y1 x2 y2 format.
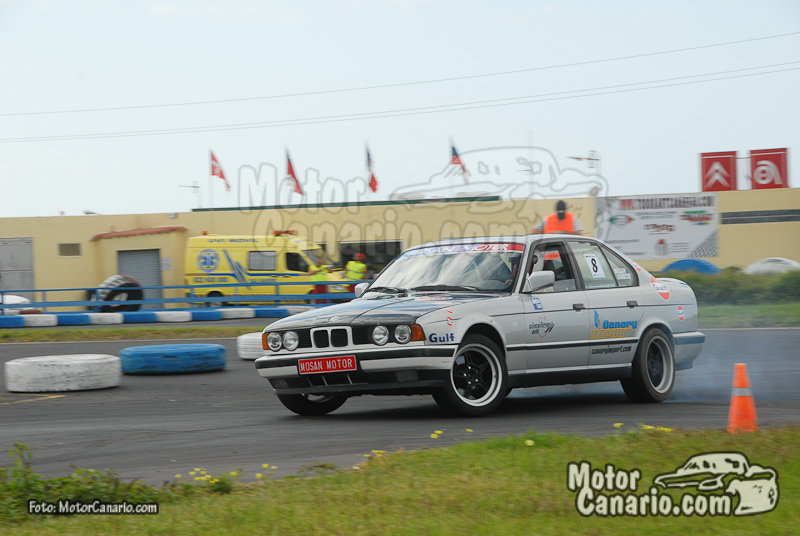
254 345 457 396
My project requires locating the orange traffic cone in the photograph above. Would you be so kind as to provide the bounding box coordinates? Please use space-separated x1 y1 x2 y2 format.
727 363 757 433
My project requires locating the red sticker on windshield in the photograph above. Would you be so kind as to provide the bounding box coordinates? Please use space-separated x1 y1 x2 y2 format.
470 243 524 252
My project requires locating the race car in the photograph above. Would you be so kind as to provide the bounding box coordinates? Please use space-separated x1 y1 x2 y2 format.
254 235 704 416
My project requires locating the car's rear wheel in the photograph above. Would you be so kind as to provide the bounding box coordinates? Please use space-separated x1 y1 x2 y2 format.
277 393 347 416
433 334 508 416
621 327 675 403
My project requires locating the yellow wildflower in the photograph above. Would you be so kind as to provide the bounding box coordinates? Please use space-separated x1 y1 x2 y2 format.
656 426 673 432
174 474 182 479
524 439 535 447
613 422 624 428
641 424 655 430
262 463 270 469
465 428 473 433
256 473 263 479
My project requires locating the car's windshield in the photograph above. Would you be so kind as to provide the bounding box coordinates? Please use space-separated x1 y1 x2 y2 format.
370 243 523 292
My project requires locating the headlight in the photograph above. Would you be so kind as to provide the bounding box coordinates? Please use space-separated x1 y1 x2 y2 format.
372 325 389 346
394 324 412 344
266 332 282 351
283 331 299 351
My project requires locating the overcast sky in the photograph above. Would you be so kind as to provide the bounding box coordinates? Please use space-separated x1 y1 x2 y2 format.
1 0 798 217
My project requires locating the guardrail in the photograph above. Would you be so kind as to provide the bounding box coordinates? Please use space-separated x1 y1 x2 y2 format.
0 280 361 314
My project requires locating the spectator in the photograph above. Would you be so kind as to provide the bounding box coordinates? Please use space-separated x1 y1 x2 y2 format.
344 252 368 292
531 200 583 235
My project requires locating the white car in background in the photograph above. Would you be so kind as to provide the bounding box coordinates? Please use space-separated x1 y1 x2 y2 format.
0 294 31 315
255 235 705 416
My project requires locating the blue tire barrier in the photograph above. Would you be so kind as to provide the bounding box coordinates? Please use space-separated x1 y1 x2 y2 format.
57 313 91 326
120 343 227 374
253 307 290 318
122 311 158 323
191 309 223 321
0 316 25 328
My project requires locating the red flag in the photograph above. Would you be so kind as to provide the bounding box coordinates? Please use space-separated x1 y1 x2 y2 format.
451 144 467 175
286 151 304 195
210 150 230 191
366 146 378 193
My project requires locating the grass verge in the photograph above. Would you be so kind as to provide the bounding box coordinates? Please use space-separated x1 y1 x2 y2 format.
699 302 800 328
3 427 797 534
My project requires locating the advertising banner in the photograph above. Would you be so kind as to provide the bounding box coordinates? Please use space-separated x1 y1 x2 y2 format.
749 148 788 189
595 193 718 260
700 151 737 192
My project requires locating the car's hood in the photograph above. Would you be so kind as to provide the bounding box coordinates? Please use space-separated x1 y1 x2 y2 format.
270 293 494 329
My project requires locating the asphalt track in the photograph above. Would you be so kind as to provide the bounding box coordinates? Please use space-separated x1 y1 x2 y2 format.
1 328 798 484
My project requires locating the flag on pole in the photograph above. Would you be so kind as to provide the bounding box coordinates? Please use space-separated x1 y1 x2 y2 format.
366 146 378 193
451 143 467 175
210 150 230 191
286 151 304 195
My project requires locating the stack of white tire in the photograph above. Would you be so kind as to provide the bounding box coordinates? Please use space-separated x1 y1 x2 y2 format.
237 332 265 360
5 354 121 392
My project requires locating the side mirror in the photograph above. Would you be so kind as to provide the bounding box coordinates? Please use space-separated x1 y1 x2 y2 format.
522 271 555 293
354 282 369 298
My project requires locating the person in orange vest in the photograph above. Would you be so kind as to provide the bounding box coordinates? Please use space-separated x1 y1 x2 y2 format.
532 200 583 235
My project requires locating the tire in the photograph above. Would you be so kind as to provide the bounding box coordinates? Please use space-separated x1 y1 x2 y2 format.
621 327 675 403
86 275 143 312
277 393 347 416
433 334 509 417
154 310 192 323
87 313 124 325
236 332 264 360
5 354 121 392
221 308 255 319
22 314 58 327
120 343 226 374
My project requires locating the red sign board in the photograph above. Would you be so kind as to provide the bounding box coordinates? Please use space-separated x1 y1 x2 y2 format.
700 151 737 192
750 148 788 189
298 355 357 375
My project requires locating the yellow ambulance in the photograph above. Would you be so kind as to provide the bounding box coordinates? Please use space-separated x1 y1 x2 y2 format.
184 231 349 305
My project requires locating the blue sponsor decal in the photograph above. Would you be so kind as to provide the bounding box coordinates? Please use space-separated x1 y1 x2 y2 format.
593 310 599 328
428 332 455 343
530 296 544 311
198 249 220 273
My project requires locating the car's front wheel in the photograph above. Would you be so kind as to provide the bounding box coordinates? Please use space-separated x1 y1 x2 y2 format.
433 334 508 416
277 393 347 416
621 327 675 403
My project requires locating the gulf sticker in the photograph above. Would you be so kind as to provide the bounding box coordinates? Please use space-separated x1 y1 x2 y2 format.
631 262 644 272
677 305 685 321
543 251 561 261
650 275 670 301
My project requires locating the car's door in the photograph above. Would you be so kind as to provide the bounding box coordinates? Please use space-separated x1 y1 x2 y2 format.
514 240 590 370
566 240 644 366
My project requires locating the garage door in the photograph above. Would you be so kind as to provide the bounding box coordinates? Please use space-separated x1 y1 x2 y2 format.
0 237 35 297
118 249 163 309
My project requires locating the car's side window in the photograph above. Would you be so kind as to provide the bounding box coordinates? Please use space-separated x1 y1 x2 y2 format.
285 252 309 272
568 242 617 290
248 250 277 271
602 246 638 288
529 243 578 293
